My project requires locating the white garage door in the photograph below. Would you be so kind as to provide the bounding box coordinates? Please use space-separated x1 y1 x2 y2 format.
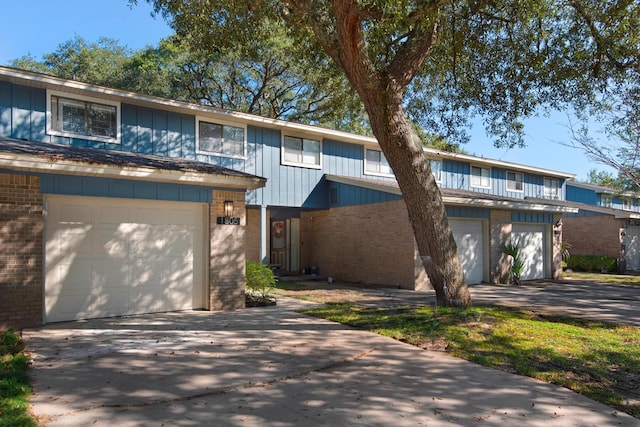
624 227 640 270
450 219 485 284
512 224 547 280
45 195 206 323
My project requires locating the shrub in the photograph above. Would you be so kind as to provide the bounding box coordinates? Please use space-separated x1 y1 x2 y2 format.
566 255 618 273
502 243 525 285
245 261 277 305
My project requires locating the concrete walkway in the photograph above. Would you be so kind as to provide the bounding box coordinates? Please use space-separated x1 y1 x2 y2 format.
25 293 638 426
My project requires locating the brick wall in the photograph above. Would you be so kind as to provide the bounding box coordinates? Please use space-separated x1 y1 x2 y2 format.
300 200 425 289
562 215 622 258
245 207 262 263
552 214 563 279
209 190 246 310
489 210 512 284
0 174 43 329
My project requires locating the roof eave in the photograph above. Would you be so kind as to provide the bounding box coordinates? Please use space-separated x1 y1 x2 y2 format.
0 153 266 190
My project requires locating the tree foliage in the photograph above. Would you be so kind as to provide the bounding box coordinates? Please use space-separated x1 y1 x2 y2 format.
138 0 638 306
10 34 369 133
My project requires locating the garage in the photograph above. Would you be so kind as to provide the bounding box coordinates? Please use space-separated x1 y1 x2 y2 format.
45 195 206 323
512 223 547 280
450 219 485 284
624 227 640 270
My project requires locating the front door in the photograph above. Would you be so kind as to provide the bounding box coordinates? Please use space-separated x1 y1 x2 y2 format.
270 218 300 274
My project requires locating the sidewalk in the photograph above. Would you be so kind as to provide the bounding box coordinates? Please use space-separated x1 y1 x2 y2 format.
24 296 638 426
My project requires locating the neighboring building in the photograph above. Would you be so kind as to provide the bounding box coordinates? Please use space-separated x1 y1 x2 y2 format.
563 181 640 271
0 66 576 327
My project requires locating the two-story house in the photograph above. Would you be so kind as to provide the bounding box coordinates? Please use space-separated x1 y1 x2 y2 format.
0 66 576 328
563 181 640 271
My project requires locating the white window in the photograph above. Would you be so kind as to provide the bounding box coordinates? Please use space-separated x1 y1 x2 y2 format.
364 148 393 176
430 159 442 182
506 171 524 192
282 135 321 168
623 198 632 211
601 195 612 208
47 90 119 143
471 165 491 188
197 118 246 158
544 177 559 199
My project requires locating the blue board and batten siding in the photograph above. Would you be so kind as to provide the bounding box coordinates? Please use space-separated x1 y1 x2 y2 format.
1 80 567 210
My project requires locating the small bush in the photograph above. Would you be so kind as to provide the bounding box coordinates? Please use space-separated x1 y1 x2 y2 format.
566 255 618 273
245 261 277 305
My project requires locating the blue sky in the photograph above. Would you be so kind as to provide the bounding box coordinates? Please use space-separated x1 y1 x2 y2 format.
1 0 609 181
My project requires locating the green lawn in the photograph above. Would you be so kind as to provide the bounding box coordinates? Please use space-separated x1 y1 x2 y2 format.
566 271 640 286
0 329 36 427
301 303 640 419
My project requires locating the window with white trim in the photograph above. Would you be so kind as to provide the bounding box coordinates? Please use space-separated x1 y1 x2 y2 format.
430 159 442 182
364 148 393 176
47 91 119 143
544 177 559 199
197 118 246 158
601 195 612 208
471 165 491 188
623 198 633 211
282 135 321 168
506 171 524 192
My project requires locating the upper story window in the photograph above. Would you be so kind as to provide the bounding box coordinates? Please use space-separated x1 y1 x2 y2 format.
47 90 119 144
623 198 633 211
364 148 393 176
197 118 246 158
282 135 321 168
471 165 491 189
506 171 524 192
601 195 613 208
430 159 442 182
544 177 559 199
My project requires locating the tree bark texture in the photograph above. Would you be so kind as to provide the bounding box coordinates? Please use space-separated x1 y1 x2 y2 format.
326 1 471 306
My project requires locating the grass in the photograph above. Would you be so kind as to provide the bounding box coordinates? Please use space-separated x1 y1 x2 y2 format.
301 303 640 419
566 271 640 286
0 329 36 427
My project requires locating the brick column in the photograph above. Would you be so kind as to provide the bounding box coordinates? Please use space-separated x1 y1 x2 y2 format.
490 210 512 284
0 174 43 329
552 214 563 279
209 190 246 311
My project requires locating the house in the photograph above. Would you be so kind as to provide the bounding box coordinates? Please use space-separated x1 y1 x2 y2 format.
563 181 640 271
0 66 577 328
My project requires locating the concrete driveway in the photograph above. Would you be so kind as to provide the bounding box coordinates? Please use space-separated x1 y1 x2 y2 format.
24 293 638 426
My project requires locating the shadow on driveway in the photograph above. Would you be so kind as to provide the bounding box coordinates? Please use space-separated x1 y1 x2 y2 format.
24 296 638 426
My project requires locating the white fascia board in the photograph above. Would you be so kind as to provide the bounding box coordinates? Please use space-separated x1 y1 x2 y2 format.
0 153 266 190
423 147 576 179
443 196 579 213
525 196 640 218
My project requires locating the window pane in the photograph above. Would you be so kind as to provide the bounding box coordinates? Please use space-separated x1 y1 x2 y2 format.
431 160 442 181
223 125 245 156
284 136 303 163
366 149 380 172
303 138 320 165
60 98 87 135
199 122 223 153
379 154 392 175
89 103 117 138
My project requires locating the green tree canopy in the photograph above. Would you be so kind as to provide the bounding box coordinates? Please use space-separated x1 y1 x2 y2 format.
139 0 639 306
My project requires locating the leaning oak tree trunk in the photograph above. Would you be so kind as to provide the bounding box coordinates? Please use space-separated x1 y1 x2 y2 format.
301 0 472 307
364 88 471 307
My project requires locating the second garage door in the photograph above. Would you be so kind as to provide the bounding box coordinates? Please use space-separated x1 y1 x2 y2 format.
450 219 485 284
45 195 206 323
512 224 547 280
